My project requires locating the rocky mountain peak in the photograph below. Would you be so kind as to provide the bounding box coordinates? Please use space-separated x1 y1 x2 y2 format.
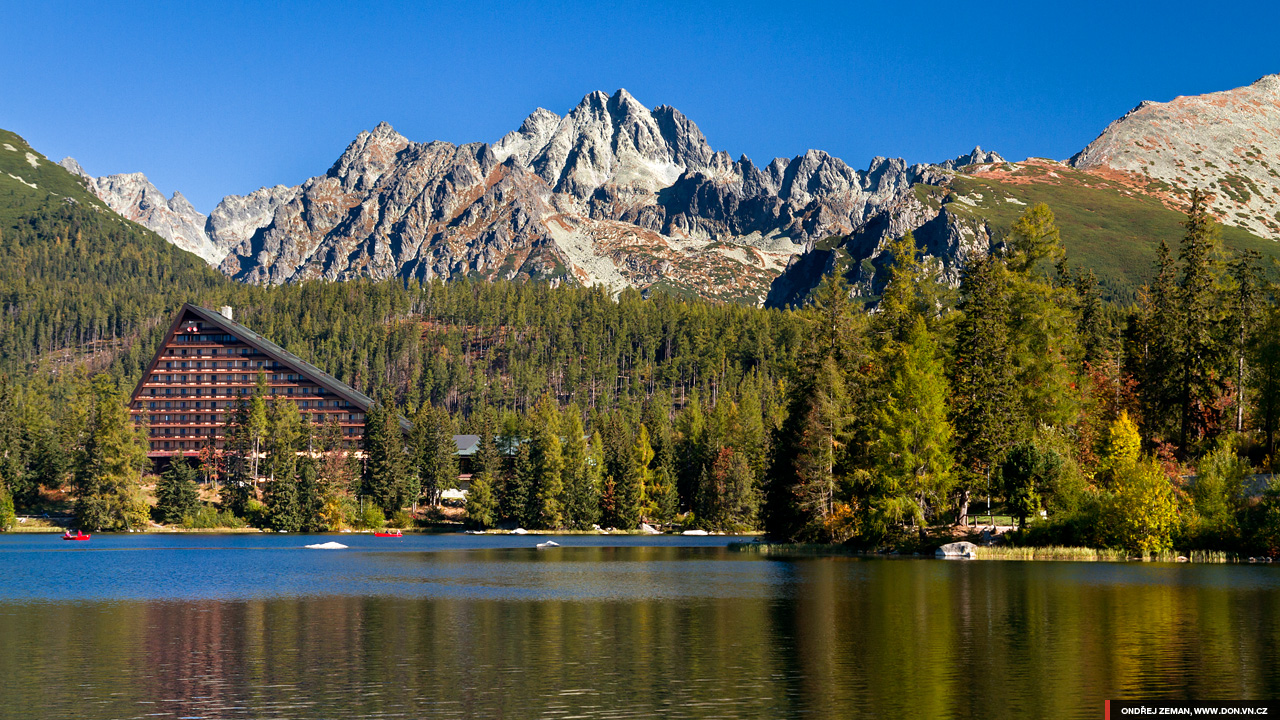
169 191 198 216
58 156 89 179
327 122 410 191
652 104 713 169
67 165 225 265
938 146 1006 171
1250 73 1280 91
1070 72 1280 238
512 88 714 199
492 108 562 166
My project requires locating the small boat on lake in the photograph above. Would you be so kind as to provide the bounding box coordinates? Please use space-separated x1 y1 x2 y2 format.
62 530 91 541
374 529 403 537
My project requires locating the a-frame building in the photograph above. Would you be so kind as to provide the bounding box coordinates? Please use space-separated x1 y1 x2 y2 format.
130 304 383 462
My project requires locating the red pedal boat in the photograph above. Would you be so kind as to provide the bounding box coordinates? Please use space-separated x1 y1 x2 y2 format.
62 530 91 541
374 529 403 537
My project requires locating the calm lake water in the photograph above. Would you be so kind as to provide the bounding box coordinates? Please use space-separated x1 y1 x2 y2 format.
0 534 1277 719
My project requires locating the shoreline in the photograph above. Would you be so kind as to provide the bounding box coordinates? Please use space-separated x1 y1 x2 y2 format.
5 525 758 537
729 542 1265 563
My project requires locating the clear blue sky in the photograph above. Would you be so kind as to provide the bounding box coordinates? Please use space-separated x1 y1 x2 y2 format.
4 0 1277 212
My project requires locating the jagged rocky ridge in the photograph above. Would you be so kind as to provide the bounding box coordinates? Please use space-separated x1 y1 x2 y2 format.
58 158 224 264
63 89 1001 304
58 76 1280 306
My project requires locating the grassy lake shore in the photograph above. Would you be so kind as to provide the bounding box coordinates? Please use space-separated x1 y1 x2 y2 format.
729 542 1261 563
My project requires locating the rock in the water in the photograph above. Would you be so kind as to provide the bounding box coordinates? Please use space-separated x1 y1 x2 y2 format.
305 541 348 549
936 541 978 559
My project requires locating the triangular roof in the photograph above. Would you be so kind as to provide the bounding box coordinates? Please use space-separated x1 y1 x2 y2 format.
137 304 411 433
453 435 481 455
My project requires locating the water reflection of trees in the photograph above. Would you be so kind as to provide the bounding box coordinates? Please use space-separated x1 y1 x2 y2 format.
1 561 1279 719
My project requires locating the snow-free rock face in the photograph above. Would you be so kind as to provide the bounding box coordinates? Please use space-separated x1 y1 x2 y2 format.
938 146 1006 172
65 89 972 303
61 159 226 265
199 88 955 302
1070 74 1280 238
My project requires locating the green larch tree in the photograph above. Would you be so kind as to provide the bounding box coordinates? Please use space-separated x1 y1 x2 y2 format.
869 318 954 530
527 394 565 529
72 375 149 531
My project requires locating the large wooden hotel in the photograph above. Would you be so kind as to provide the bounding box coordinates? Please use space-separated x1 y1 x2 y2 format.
130 304 375 460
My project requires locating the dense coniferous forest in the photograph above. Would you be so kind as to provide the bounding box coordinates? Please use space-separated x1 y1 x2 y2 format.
3 192 1280 558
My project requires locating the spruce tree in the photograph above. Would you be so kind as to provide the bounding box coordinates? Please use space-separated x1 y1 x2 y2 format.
0 375 25 512
295 457 323 532
501 442 532 526
414 404 457 508
1176 189 1227 448
263 461 303 530
673 396 707 510
1132 239 1182 443
1252 306 1280 464
221 398 255 517
950 253 1016 524
702 447 757 530
362 387 406 514
465 472 496 528
156 455 200 524
560 408 600 529
475 408 503 480
763 356 848 542
599 412 637 529
1227 250 1262 433
1074 270 1111 366
0 486 13 532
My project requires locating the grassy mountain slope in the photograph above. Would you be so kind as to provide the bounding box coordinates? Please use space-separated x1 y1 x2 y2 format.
945 161 1280 301
0 129 110 226
0 130 231 381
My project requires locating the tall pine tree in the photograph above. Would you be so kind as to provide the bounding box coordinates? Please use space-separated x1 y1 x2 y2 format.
950 253 1016 524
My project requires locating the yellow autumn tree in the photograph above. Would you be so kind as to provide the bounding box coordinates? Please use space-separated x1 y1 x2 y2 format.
1109 456 1179 554
1097 411 1141 486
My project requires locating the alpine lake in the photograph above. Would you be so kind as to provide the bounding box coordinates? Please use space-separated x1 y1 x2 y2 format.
0 533 1277 719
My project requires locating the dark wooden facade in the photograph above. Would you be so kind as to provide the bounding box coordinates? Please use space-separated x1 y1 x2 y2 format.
130 304 374 460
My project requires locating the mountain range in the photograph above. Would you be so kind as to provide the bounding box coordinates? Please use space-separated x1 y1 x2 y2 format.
12 75 1280 305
